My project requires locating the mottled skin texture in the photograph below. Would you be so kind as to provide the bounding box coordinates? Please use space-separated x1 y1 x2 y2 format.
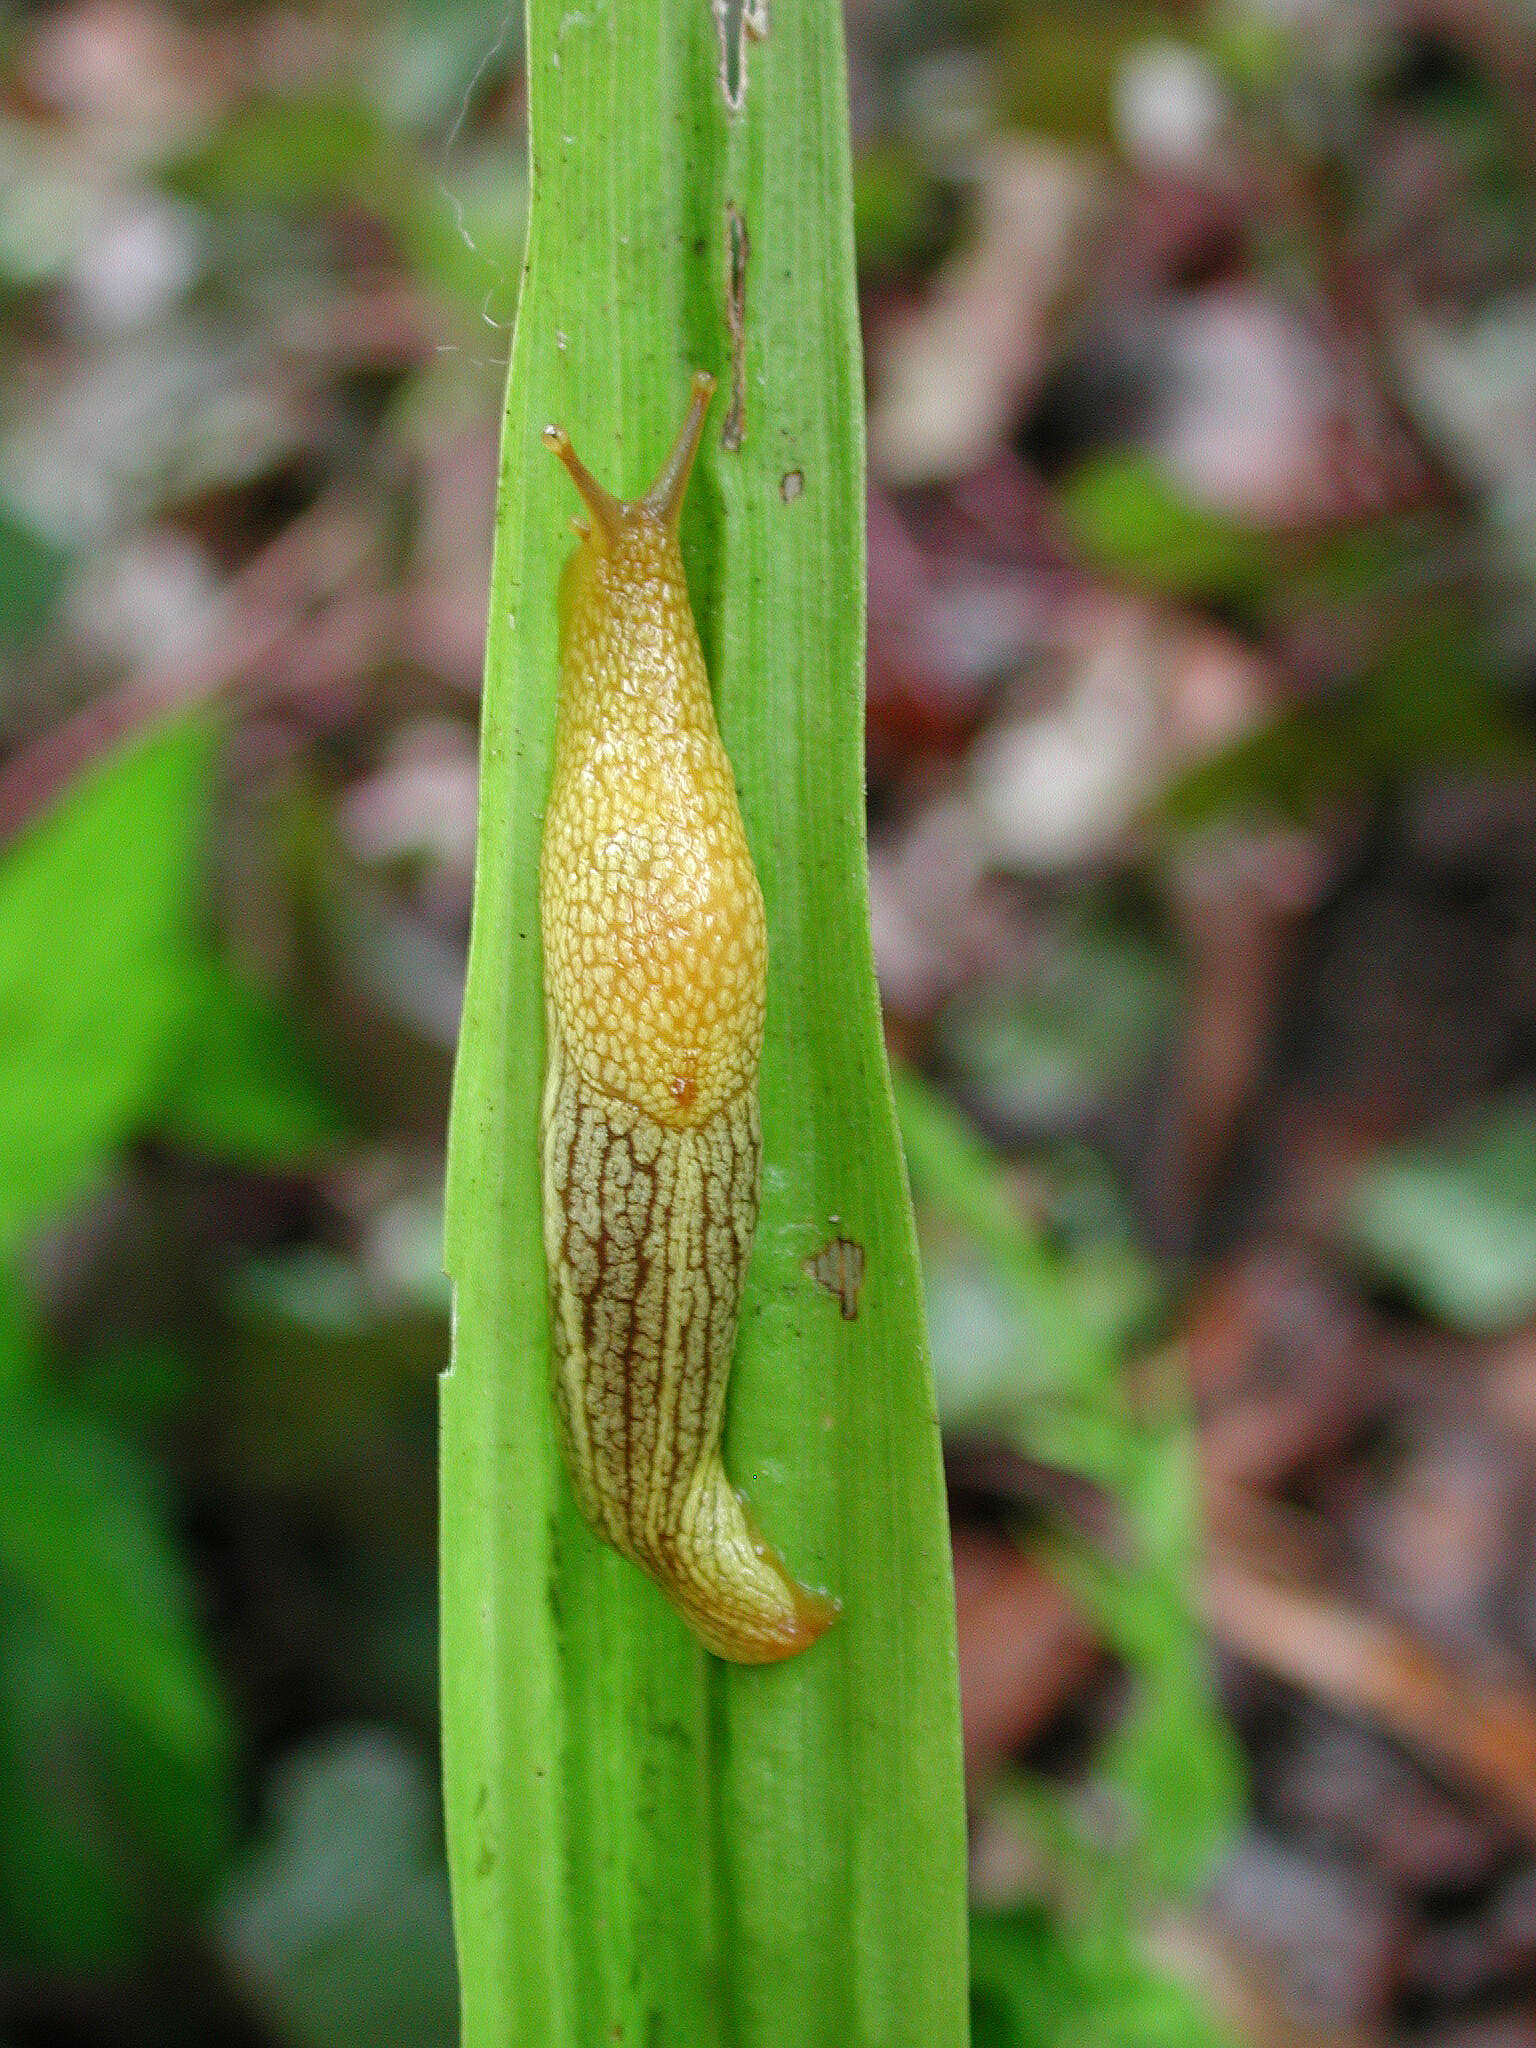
538 373 837 1663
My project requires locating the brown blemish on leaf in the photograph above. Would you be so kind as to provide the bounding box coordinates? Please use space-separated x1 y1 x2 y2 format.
804 1236 866 1320
780 468 804 502
723 203 749 451
712 0 769 113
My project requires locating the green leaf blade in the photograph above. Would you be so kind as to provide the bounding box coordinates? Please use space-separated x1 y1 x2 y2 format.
442 3 968 2044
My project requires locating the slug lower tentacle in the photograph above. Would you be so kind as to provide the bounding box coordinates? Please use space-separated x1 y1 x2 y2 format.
537 370 837 1665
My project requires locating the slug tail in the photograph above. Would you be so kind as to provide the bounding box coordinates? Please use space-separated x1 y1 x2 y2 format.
541 1031 837 1665
665 1460 840 1664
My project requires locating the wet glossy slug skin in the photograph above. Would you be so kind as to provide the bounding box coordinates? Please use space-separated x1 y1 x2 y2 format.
538 370 837 1664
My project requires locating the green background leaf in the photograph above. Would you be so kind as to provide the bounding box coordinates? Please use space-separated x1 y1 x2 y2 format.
0 1380 230 1775
0 714 244 1963
1341 1097 1536 1332
0 713 218 1247
215 1730 457 2048
898 1069 1242 1891
158 954 344 1168
1057 453 1274 603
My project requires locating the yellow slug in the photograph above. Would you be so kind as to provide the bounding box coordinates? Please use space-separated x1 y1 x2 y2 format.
538 370 838 1665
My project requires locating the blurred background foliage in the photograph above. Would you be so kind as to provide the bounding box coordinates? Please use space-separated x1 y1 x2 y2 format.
0 0 1531 2044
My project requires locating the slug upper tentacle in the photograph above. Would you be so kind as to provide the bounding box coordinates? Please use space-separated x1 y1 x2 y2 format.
538 370 837 1665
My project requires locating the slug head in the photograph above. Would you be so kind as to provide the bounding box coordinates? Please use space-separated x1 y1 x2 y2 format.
543 370 714 593
539 367 765 1132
